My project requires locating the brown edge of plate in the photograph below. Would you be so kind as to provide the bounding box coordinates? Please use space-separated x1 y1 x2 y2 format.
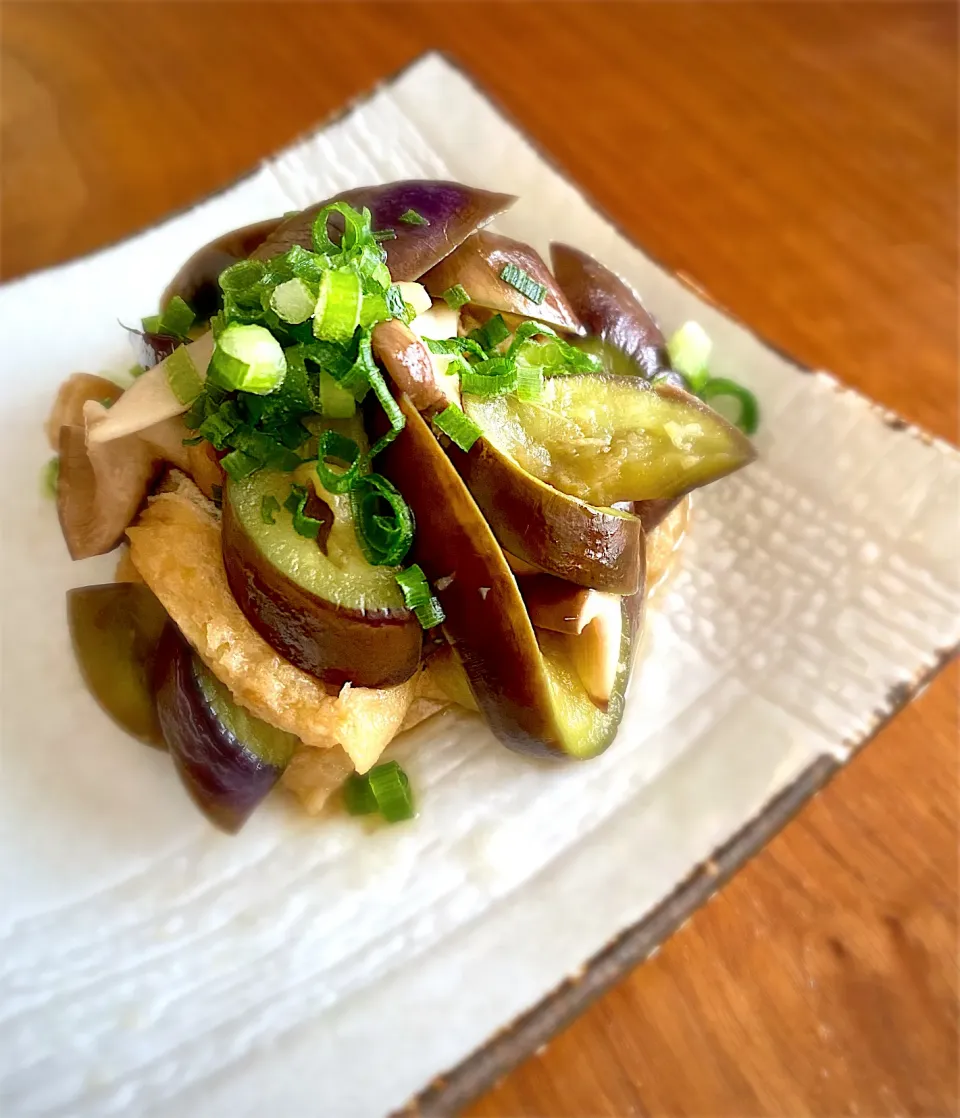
10 48 958 1118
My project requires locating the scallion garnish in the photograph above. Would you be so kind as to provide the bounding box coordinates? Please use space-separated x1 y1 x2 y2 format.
269 278 317 325
160 295 196 338
470 314 511 351
398 209 429 226
350 473 414 566
373 228 397 242
220 449 261 481
366 366 406 458
461 357 518 397
219 259 265 295
141 314 162 334
698 377 760 435
313 270 363 343
395 564 432 608
41 456 59 499
165 344 204 405
414 597 445 629
315 429 362 494
433 404 482 452
260 494 281 525
442 284 470 311
319 370 357 418
666 321 711 391
396 567 445 629
284 484 324 539
342 760 415 822
209 324 287 395
342 772 379 815
499 264 546 305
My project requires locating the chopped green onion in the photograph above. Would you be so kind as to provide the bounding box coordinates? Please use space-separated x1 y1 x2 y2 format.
366 366 406 458
311 201 376 256
342 772 379 815
313 269 362 343
385 284 414 323
350 473 414 566
374 227 397 242
399 209 429 226
395 564 432 609
141 314 162 334
434 403 482 452
284 484 324 539
129 363 146 379
41 456 59 499
319 370 357 418
160 295 196 338
219 259 265 295
470 314 511 352
698 377 760 435
229 431 301 472
165 344 204 404
666 321 712 391
442 284 470 310
368 760 415 821
426 336 487 363
315 430 362 494
461 356 517 397
260 494 281 525
269 278 317 325
210 324 286 395
516 364 544 401
343 760 417 821
414 597 445 630
220 449 261 481
499 264 546 305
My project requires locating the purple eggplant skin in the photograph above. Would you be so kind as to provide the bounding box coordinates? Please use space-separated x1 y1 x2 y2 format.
423 231 583 334
160 217 284 320
550 243 668 378
154 624 297 833
122 326 181 371
250 181 517 281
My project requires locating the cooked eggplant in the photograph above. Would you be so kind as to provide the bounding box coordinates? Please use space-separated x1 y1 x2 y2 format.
372 321 644 594
422 231 582 334
464 375 755 507
379 396 636 759
222 444 421 689
450 437 644 595
251 181 516 281
154 622 298 832
67 583 169 746
160 217 284 318
550 242 667 379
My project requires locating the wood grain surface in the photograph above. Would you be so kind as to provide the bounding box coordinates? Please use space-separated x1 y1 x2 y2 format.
3 3 957 1114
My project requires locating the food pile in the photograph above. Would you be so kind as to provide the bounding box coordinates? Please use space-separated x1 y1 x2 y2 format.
47 181 757 832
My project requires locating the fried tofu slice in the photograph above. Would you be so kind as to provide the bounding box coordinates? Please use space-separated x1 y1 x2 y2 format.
126 473 416 773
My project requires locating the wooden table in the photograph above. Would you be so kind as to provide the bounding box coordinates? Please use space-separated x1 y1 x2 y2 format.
4 3 956 1113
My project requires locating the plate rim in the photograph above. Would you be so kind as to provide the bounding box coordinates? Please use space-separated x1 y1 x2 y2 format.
8 48 958 1118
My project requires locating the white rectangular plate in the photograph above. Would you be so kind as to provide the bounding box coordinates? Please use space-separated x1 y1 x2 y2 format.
2 54 958 1118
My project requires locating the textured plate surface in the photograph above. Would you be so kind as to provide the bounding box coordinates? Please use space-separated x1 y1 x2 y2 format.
1 54 958 1118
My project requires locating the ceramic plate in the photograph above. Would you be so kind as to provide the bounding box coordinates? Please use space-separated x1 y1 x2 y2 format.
2 54 958 1118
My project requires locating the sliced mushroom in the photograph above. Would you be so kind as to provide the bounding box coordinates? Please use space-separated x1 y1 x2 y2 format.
520 575 624 709
46 374 123 450
86 332 215 444
57 424 159 560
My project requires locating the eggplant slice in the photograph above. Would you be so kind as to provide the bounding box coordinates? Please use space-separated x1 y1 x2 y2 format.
422 231 582 334
251 180 516 281
379 396 638 759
